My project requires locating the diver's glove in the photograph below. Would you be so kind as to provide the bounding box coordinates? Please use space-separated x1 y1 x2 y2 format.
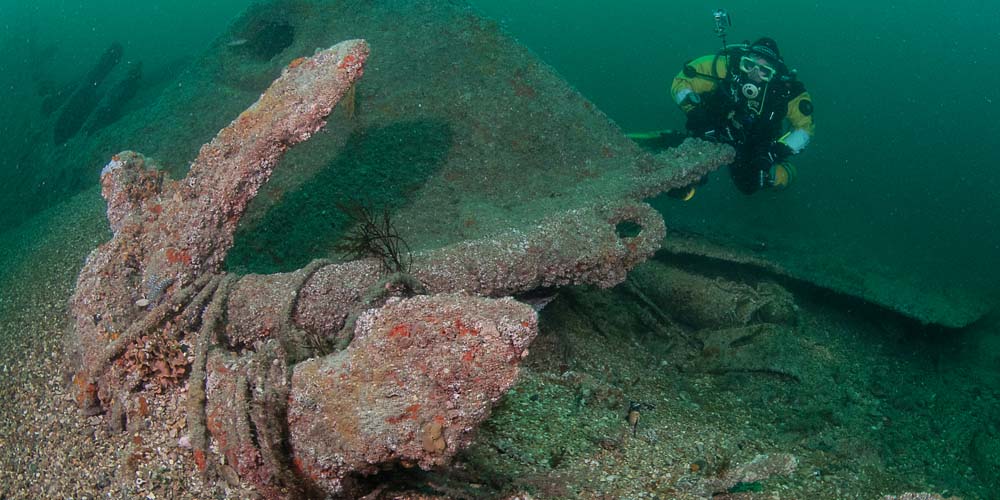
681 92 701 107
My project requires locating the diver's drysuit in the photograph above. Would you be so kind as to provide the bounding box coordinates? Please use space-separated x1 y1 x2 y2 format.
671 40 815 193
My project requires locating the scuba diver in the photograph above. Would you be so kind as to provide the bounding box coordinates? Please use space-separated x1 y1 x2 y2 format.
630 21 814 200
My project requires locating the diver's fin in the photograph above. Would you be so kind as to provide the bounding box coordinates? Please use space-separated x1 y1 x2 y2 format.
626 129 688 152
769 162 797 189
666 185 697 201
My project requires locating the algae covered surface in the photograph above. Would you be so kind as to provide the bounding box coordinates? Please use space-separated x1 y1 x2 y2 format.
1 0 999 498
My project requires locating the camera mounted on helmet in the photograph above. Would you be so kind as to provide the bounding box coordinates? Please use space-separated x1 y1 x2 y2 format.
683 12 797 84
713 9 732 48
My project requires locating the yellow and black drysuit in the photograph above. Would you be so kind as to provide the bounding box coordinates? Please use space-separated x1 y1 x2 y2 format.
671 40 814 193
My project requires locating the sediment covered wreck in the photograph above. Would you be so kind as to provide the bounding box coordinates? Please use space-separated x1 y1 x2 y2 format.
66 2 734 497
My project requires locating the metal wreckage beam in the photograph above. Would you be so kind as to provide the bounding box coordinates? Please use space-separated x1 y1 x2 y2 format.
67 39 732 498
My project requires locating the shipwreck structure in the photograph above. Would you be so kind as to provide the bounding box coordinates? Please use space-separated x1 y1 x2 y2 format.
66 5 733 496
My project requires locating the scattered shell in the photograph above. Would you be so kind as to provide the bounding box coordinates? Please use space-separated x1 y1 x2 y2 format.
135 299 150 308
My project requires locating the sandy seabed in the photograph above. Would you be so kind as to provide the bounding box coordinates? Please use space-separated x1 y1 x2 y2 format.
1 188 996 500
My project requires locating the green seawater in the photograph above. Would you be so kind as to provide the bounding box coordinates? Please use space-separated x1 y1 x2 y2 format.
472 0 1000 306
3 0 997 298
1 1 998 498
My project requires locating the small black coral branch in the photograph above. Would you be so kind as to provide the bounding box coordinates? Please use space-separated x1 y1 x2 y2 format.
335 201 412 274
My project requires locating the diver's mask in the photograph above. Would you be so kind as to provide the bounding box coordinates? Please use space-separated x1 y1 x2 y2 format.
738 55 777 82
